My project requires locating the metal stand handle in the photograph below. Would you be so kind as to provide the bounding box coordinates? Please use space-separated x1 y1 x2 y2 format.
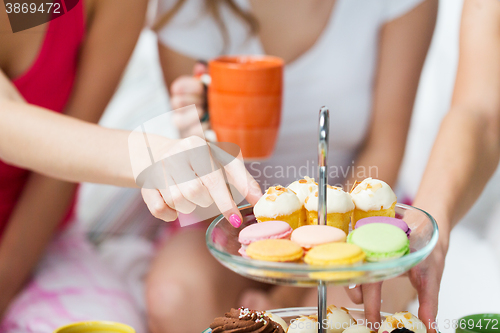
317 106 329 333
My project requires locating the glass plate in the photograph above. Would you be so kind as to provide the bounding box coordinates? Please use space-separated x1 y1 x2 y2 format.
201 307 393 333
206 203 438 287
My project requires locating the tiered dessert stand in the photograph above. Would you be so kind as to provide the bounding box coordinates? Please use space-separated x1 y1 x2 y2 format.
205 107 439 333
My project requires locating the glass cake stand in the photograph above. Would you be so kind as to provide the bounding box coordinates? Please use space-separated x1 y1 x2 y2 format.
204 107 438 333
206 203 438 287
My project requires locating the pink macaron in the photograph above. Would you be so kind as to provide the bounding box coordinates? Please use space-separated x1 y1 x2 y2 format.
238 221 293 257
291 225 347 250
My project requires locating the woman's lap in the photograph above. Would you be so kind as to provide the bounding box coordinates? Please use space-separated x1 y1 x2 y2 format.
0 225 146 333
145 225 266 333
0 217 264 333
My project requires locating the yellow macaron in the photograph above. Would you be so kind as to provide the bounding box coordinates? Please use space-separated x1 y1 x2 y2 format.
305 242 365 266
246 239 303 262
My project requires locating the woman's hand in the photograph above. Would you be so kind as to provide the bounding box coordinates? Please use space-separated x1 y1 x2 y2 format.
139 135 262 227
170 62 209 138
407 238 447 332
346 236 448 332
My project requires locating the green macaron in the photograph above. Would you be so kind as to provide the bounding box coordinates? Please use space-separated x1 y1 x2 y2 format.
347 223 409 262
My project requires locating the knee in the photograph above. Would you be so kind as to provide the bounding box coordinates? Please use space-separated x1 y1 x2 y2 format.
146 279 191 331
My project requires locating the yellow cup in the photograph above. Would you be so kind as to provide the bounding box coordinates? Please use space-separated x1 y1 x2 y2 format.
53 321 135 333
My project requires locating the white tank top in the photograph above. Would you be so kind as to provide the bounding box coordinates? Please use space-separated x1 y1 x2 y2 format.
158 0 424 187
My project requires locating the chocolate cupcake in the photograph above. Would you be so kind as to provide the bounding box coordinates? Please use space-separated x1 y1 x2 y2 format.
210 307 285 333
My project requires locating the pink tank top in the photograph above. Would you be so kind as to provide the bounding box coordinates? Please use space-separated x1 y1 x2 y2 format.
0 1 85 237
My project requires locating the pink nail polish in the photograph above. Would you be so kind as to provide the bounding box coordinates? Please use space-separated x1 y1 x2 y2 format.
229 214 242 228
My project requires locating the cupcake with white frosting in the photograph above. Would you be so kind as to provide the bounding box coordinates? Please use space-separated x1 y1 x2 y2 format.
378 311 427 333
304 185 354 234
350 178 397 228
287 177 318 227
254 186 303 229
287 305 356 333
326 305 356 333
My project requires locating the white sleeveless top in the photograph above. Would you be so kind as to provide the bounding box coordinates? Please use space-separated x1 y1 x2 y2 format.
158 0 424 187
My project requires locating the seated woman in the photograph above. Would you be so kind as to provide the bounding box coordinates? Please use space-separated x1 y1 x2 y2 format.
149 0 437 332
0 5 263 329
0 1 148 330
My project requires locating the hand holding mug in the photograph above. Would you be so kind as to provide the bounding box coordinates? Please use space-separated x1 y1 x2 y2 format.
170 56 284 159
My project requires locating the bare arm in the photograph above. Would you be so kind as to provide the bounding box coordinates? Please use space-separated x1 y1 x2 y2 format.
158 45 198 89
0 0 147 316
356 0 500 328
157 45 208 139
0 95 137 187
347 0 437 188
413 0 500 239
345 0 438 325
406 1 500 325
0 77 260 220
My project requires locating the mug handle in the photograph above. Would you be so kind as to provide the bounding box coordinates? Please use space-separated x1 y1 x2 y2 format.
194 73 217 142
193 59 211 122
199 73 212 123
194 73 211 123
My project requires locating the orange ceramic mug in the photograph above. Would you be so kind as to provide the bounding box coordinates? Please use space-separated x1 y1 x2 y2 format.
208 55 284 159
